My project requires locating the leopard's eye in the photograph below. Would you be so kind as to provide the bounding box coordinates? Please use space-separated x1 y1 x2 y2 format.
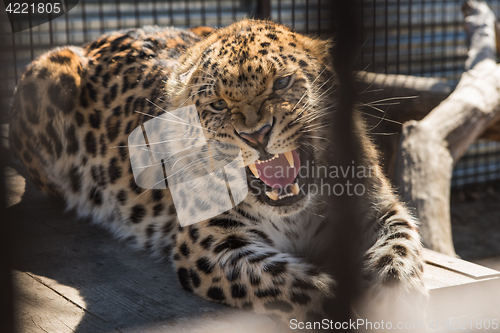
210 100 228 112
273 75 292 91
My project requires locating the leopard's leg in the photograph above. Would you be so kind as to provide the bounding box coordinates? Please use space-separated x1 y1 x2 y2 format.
360 202 428 321
171 219 335 322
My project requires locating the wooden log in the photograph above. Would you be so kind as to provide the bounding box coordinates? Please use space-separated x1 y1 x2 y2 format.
394 1 500 256
354 72 500 141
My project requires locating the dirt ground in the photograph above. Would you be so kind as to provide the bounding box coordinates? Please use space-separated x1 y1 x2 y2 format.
451 181 500 270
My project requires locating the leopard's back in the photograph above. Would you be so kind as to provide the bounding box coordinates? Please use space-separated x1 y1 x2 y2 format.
9 26 206 251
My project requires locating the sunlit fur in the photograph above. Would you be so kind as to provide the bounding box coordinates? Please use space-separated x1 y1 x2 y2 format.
9 20 427 323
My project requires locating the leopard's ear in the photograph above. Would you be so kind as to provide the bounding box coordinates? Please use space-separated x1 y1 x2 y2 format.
316 38 334 64
188 26 216 38
301 36 334 65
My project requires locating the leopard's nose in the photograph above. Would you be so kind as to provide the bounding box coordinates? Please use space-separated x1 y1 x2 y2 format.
238 124 272 144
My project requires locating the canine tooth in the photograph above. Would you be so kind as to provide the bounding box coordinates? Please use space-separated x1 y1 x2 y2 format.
266 189 279 201
249 163 259 179
291 183 300 195
284 151 294 168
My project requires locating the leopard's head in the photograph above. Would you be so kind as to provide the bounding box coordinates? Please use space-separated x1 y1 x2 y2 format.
167 19 335 215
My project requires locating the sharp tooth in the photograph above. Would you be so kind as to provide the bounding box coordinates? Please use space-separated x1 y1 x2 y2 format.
291 183 300 195
284 151 294 168
249 163 259 179
266 189 279 201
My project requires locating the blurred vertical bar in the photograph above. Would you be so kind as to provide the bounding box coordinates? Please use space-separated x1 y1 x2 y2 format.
453 1 460 82
98 0 104 33
185 1 190 27
1 8 16 333
11 33 18 85
0 129 14 332
409 0 413 75
322 0 362 327
134 0 140 28
48 11 54 47
360 1 364 67
318 0 321 34
384 0 388 72
152 0 158 26
497 143 500 181
256 0 270 20
217 0 221 26
292 0 295 27
430 0 436 76
232 0 237 22
169 0 173 26
396 0 400 74
28 9 33 60
116 0 121 30
201 0 206 26
278 0 282 23
65 0 70 44
81 0 87 42
440 0 446 77
372 0 375 72
305 0 309 34
420 0 425 75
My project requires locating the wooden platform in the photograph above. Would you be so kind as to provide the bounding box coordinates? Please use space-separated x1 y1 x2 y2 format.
2 124 500 332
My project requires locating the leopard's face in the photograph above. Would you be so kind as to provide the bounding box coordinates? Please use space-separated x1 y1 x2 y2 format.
167 20 335 215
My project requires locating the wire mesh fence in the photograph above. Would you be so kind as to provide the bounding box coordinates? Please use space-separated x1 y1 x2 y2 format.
356 0 500 188
1 0 499 187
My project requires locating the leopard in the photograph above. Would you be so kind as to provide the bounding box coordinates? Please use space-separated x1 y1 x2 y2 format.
9 19 427 323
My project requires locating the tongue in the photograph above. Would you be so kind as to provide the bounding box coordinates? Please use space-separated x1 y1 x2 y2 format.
255 150 301 189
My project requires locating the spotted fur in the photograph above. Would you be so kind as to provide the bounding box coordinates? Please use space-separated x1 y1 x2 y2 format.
9 20 427 322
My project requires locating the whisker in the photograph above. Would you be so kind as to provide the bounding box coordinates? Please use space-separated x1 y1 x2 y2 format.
301 135 333 145
302 105 337 120
364 95 418 104
300 123 332 132
370 132 398 136
358 102 387 114
290 101 336 126
365 102 402 107
353 38 370 62
182 83 216 90
291 67 328 112
296 86 336 118
358 72 378 94
359 88 385 95
298 75 336 114
362 110 402 130
135 110 217 134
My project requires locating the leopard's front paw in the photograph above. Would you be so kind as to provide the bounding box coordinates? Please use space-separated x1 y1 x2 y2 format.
356 269 428 325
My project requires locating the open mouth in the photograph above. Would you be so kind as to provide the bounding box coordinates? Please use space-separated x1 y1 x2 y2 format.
247 149 310 206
